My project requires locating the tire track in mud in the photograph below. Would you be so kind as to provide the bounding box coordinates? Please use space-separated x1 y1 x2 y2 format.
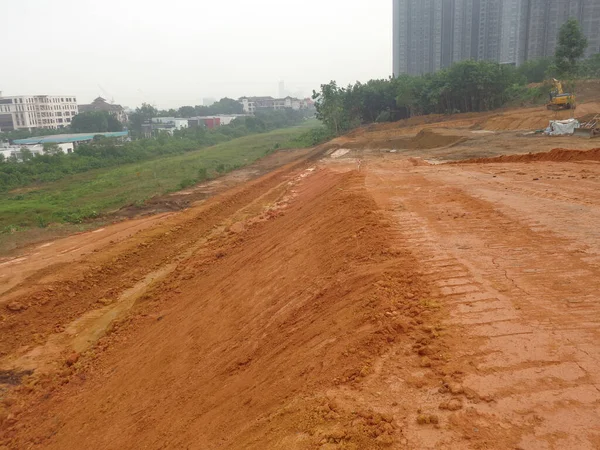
1 167 441 450
365 161 600 450
0 146 332 365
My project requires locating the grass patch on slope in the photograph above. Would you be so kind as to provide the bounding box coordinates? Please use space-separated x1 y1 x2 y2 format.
0 122 317 232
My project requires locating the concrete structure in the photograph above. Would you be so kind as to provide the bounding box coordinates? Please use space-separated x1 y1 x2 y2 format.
0 94 78 131
13 131 128 146
239 97 310 114
188 117 221 129
0 142 44 161
78 97 128 124
189 115 247 128
143 118 189 137
393 0 600 74
1 131 128 160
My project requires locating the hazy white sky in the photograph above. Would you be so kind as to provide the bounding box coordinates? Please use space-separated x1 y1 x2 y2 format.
2 0 392 109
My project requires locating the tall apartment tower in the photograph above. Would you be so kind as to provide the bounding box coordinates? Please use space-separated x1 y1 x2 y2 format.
394 0 504 75
393 0 600 75
393 0 444 76
523 0 600 60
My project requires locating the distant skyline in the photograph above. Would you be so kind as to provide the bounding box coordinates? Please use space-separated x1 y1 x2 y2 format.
2 0 392 109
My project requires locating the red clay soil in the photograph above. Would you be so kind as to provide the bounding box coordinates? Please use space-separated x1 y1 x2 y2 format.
0 167 439 449
456 147 600 164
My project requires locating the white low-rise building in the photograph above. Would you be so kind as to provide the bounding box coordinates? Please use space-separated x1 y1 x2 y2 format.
0 142 44 161
238 96 311 114
0 93 79 131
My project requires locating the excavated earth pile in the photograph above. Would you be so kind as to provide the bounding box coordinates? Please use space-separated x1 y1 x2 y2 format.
457 147 600 164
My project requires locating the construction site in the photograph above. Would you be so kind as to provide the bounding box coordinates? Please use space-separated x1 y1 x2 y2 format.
2 91 600 450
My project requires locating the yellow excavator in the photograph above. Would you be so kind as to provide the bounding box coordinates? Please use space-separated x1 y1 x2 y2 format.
547 79 576 111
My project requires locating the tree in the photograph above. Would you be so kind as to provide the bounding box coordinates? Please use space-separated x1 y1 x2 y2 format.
106 114 124 132
129 103 158 134
43 143 63 155
517 58 552 83
178 106 196 117
193 98 244 116
71 111 123 133
394 75 419 118
578 53 600 78
20 148 33 162
312 81 350 135
555 18 588 76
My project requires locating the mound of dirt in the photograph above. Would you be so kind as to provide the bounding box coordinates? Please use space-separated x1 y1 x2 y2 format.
2 169 433 450
456 147 600 164
334 129 466 151
411 129 466 149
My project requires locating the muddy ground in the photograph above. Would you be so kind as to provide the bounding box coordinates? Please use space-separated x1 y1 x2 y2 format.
1 101 600 450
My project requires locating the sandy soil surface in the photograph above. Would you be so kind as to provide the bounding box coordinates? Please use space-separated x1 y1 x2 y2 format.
2 102 600 450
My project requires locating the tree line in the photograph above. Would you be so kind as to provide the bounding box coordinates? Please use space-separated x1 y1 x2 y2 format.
314 18 593 135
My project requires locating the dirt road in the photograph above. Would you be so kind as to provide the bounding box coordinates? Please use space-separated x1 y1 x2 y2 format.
1 104 600 449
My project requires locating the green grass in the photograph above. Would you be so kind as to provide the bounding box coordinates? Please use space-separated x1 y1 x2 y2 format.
0 121 318 231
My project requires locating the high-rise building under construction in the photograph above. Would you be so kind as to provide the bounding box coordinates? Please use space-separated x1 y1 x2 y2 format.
393 0 600 75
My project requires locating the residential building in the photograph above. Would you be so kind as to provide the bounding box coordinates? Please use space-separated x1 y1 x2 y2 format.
522 0 600 61
78 97 128 124
393 0 600 75
239 97 310 114
393 0 445 75
0 94 78 131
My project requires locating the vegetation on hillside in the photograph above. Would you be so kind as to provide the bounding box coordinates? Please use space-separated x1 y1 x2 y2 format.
0 109 311 193
0 122 316 231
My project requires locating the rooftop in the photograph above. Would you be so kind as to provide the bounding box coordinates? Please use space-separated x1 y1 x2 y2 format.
13 131 128 145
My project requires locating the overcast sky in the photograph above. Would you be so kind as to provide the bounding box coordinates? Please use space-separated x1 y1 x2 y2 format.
2 0 391 109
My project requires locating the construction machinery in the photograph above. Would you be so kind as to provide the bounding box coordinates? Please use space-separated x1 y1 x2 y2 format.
573 114 600 138
547 79 576 111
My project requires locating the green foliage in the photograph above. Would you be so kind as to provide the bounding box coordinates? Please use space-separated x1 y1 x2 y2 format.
517 58 552 83
314 60 523 134
193 98 244 116
0 122 317 230
178 178 195 189
43 143 63 155
20 148 33 162
555 18 588 76
0 111 312 194
577 53 600 78
156 98 245 119
504 82 551 106
292 126 334 147
312 81 349 135
129 103 159 135
71 111 123 133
